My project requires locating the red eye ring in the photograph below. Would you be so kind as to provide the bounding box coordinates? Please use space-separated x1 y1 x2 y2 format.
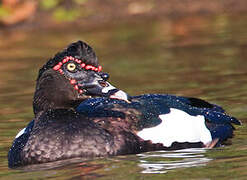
53 56 103 73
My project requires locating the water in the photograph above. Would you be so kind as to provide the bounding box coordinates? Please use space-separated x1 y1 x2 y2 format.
1 13 247 179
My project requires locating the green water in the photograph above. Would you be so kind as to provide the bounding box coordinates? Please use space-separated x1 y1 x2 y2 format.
1 14 247 179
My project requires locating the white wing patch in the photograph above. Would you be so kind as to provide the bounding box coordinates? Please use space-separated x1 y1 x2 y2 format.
137 108 212 147
15 128 26 139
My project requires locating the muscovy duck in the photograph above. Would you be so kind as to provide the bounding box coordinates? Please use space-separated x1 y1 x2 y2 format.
8 40 241 168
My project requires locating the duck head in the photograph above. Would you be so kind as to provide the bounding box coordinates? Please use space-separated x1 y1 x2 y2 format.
33 41 129 115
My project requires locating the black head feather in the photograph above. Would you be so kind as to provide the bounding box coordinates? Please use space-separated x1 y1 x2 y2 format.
37 41 98 81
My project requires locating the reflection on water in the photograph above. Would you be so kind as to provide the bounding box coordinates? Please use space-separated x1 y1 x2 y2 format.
138 148 211 174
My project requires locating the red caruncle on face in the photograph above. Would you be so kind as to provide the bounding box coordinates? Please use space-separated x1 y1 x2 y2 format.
52 56 103 94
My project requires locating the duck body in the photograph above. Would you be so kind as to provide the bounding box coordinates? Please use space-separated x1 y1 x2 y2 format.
8 41 240 168
9 94 239 167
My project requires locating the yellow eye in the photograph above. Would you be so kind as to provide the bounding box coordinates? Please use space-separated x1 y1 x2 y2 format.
67 63 77 72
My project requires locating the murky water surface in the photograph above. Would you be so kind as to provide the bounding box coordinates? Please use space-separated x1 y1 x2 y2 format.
1 14 247 179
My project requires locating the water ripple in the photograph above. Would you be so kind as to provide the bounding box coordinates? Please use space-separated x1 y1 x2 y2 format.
137 148 212 174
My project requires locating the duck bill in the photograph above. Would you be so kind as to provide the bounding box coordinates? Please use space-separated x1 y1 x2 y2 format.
102 82 130 102
109 89 130 102
78 81 130 102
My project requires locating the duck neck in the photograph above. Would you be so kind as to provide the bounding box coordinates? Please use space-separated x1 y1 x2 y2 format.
32 70 82 116
33 88 81 116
